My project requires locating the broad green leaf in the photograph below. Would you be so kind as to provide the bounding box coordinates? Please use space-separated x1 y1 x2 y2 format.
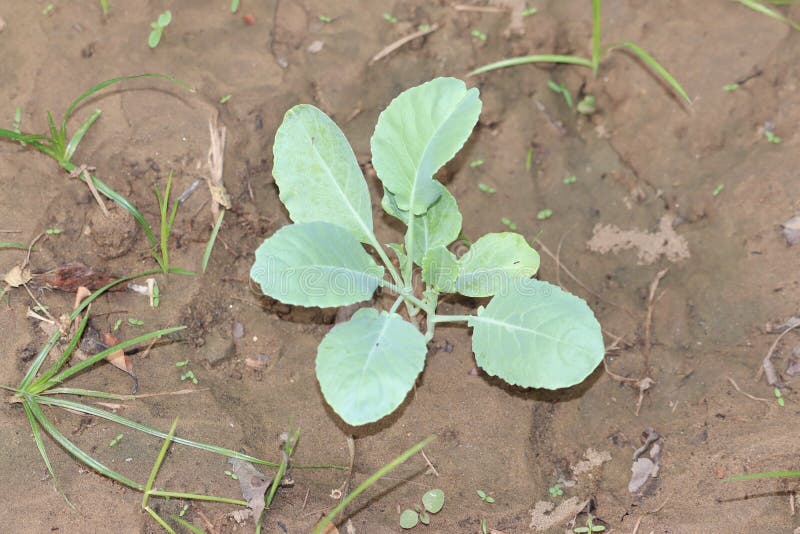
421 246 459 292
371 77 481 215
455 233 539 297
250 222 384 308
383 184 463 266
469 280 604 389
316 308 427 425
273 104 375 243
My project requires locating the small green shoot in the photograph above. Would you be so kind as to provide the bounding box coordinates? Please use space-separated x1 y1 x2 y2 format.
481 518 489 534
127 318 145 326
476 489 495 503
13 107 22 133
319 15 332 23
178 503 189 517
175 359 189 367
43 4 54 15
574 513 605 533
202 210 225 273
549 484 564 497
150 279 160 308
563 175 577 185
469 159 484 168
230 0 240 13
732 0 800 31
537 209 553 220
0 242 29 250
180 370 199 385
418 23 432 31
152 171 193 275
723 83 740 92
399 488 444 529
522 7 538 16
501 217 517 230
577 95 596 115
548 80 573 108
765 130 781 143
525 147 533 170
471 29 488 41
383 13 398 23
109 434 124 447
219 94 232 104
112 319 122 331
100 0 109 16
712 184 725 197
149 10 172 48
478 183 496 194
469 0 690 105
45 228 62 235
774 387 785 406
223 469 239 480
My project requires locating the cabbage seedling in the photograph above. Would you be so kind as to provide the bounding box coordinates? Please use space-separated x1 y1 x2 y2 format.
250 78 604 426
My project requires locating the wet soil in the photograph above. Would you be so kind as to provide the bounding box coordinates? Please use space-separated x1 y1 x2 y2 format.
1 1 799 533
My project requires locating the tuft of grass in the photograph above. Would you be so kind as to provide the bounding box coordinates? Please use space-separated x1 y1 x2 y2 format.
732 0 800 31
468 0 690 105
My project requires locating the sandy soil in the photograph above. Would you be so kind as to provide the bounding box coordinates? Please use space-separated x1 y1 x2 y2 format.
1 1 799 532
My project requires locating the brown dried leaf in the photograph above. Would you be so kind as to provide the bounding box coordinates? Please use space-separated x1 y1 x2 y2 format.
228 458 272 521
31 263 122 292
4 265 32 287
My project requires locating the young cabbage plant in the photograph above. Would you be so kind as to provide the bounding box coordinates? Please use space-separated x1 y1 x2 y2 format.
250 78 604 426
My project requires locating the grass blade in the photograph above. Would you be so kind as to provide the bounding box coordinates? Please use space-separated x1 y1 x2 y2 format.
147 490 246 505
0 128 47 144
591 0 602 75
725 470 800 481
171 516 205 534
34 396 283 467
468 54 593 76
732 0 800 30
22 402 75 510
26 398 144 490
0 242 29 250
64 109 102 163
35 326 185 391
144 507 176 533
313 435 436 534
143 418 178 508
202 210 225 273
61 74 194 133
29 311 91 391
610 41 691 104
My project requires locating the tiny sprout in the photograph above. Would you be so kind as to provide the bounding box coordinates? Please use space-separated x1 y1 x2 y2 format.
537 209 553 220
127 317 145 326
418 23 432 31
319 15 332 23
478 183 496 194
179 503 189 517
149 10 172 48
219 94 232 104
112 318 122 332
549 484 564 497
109 434 124 447
501 217 517 231
577 95 596 115
471 29 488 41
45 228 62 235
522 7 538 17
469 159 484 168
765 130 781 144
563 175 577 185
774 387 785 407
224 469 239 480
548 80 573 108
175 360 189 367
476 489 495 503
723 83 739 92
383 13 398 24
712 184 725 197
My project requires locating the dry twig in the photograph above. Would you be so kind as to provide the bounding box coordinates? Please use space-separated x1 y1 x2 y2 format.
726 376 770 403
369 24 439 65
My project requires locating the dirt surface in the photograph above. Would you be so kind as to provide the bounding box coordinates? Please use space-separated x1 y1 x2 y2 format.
1 1 799 533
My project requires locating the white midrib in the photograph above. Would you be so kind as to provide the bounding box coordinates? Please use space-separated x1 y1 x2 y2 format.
470 314 584 349
358 315 393 387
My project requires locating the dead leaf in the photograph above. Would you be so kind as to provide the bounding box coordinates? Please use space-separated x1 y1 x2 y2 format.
628 457 657 492
587 215 690 265
4 265 31 287
30 263 121 292
782 214 800 246
228 458 272 521
571 448 612 476
101 332 134 374
530 497 589 531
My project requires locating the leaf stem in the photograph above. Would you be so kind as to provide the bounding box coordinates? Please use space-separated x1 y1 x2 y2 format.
369 237 404 288
379 279 428 311
430 314 474 324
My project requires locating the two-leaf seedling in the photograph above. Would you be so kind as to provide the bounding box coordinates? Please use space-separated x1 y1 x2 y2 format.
149 11 172 48
250 77 605 426
400 489 445 529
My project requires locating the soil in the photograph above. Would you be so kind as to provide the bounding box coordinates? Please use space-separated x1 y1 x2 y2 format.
1 1 799 533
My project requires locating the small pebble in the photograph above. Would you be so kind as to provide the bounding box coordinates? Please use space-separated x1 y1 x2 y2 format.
307 40 324 53
242 13 255 25
468 367 479 376
231 321 244 340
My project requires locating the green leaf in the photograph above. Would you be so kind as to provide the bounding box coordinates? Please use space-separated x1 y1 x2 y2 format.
422 246 459 292
422 489 445 513
400 509 419 529
157 10 172 27
371 77 481 215
148 28 162 48
316 308 427 425
469 280 604 389
383 184 463 266
273 104 375 243
250 222 384 308
454 233 540 297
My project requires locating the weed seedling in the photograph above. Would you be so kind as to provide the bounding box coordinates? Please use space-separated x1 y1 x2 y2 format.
574 513 605 532
577 95 596 115
548 80 573 108
469 0 690 105
219 94 232 104
149 10 172 48
537 209 553 220
250 78 604 426
109 433 124 447
45 228 62 235
319 14 332 23
476 489 495 503
500 216 518 230
223 469 239 480
563 175 577 185
723 83 740 92
471 29 488 41
712 184 725 197
399 488 445 529
478 183 496 194
522 7 538 17
774 387 785 406
383 12 398 23
127 317 145 326
230 0 240 13
549 484 564 497
470 159 484 168
100 0 109 16
765 130 782 144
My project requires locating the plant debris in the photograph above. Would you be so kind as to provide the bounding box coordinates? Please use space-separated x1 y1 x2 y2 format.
782 214 800 246
228 458 272 521
587 215 690 265
30 263 122 292
628 428 663 493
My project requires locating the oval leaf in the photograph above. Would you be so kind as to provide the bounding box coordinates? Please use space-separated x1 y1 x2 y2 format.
455 233 540 297
371 77 482 215
316 308 427 425
469 280 604 389
250 222 383 307
422 246 459 292
422 489 445 514
273 104 374 243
